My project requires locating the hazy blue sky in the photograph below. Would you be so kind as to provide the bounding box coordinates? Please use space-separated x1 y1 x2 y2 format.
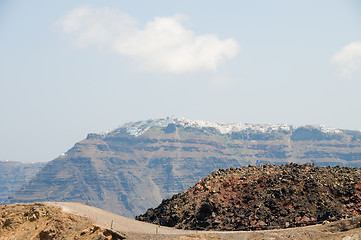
1 0 361 162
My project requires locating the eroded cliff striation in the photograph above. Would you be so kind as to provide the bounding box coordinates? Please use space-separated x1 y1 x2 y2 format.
0 161 46 204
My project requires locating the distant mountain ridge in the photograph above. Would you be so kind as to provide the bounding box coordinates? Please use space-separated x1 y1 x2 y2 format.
108 117 342 137
7 117 361 217
0 161 46 203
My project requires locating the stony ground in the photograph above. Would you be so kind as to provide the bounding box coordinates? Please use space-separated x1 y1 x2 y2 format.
2 202 361 239
0 203 125 240
137 163 361 231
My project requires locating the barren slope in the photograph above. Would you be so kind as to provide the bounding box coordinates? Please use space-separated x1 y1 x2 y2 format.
137 163 361 231
0 203 125 240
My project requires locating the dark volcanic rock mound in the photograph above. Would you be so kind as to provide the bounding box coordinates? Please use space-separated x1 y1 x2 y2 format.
136 163 361 231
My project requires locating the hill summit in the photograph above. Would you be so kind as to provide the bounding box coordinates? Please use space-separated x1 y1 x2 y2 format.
137 163 361 231
109 116 338 137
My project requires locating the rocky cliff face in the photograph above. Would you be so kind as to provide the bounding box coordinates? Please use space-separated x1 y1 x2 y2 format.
136 163 361 231
0 161 46 203
7 117 361 218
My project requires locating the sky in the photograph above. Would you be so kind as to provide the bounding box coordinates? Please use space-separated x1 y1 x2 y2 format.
1 0 361 162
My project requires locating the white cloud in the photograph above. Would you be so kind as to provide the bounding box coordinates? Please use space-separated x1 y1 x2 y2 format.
56 6 240 73
330 42 361 77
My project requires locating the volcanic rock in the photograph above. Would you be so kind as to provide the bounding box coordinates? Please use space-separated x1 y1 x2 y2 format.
136 163 361 231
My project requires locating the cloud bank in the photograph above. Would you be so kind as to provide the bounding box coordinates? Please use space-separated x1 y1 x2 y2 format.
331 42 361 77
57 6 240 73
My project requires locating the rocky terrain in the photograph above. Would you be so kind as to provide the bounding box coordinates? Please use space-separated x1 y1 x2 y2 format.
2 202 361 240
137 163 361 231
0 161 46 203
6 117 361 217
0 203 125 240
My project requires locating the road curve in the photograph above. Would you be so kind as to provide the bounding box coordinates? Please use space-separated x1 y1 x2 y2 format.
45 202 361 240
46 202 195 235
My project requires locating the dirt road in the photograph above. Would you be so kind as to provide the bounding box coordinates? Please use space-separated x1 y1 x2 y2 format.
45 202 361 240
46 202 194 235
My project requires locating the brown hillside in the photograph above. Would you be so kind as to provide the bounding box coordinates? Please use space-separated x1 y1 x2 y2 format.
136 163 361 231
0 203 125 240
